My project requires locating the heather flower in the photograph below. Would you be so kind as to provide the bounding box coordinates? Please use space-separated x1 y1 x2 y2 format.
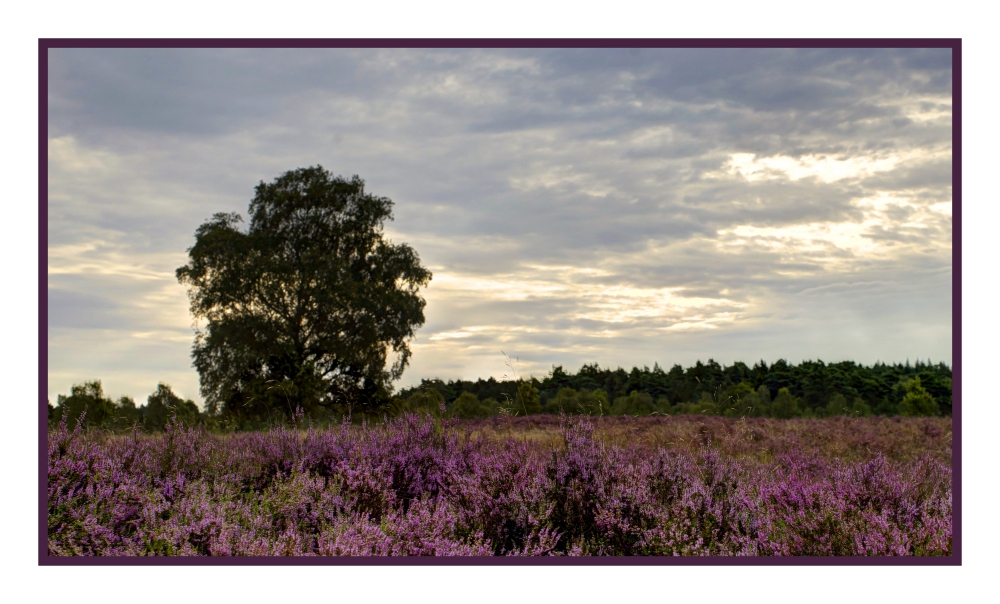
47 414 951 556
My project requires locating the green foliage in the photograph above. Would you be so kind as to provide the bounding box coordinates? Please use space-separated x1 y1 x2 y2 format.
609 391 661 416
664 392 720 416
114 396 141 429
50 381 203 433
850 397 873 417
826 393 849 416
771 388 801 419
875 397 898 417
719 382 760 417
53 357 951 434
176 166 432 420
757 384 772 405
403 388 446 417
481 397 502 416
545 387 578 415
545 387 609 415
50 381 117 429
696 391 720 415
395 358 950 421
746 384 771 417
898 377 941 417
515 381 542 415
580 389 611 415
915 373 952 415
452 392 489 419
144 383 201 432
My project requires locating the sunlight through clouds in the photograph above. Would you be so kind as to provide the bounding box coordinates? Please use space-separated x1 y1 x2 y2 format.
717 191 952 269
879 95 952 123
575 285 744 324
717 152 905 183
422 268 747 344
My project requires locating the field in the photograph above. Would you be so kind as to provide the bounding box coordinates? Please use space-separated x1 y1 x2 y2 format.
48 413 952 556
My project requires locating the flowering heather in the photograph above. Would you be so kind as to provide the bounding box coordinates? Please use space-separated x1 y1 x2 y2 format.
48 414 952 556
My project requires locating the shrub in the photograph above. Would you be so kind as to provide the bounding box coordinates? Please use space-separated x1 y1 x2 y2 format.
453 392 489 419
771 388 801 419
50 381 117 429
898 378 940 417
610 391 658 416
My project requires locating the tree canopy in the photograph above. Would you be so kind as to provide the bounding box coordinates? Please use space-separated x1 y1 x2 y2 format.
176 166 432 419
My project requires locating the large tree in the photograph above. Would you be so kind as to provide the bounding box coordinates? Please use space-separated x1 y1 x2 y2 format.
176 166 431 418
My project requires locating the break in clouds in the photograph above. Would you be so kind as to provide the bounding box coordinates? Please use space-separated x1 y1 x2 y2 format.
47 48 953 404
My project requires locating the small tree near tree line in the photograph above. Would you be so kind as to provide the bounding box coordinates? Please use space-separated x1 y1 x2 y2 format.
176 166 432 420
49 381 197 431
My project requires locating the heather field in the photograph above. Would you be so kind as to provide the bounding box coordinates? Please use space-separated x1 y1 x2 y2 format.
47 414 952 556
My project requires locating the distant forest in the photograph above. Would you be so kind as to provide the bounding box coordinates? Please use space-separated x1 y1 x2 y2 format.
49 358 952 432
395 358 953 421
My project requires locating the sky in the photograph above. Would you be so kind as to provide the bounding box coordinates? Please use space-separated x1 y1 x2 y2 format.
46 47 954 406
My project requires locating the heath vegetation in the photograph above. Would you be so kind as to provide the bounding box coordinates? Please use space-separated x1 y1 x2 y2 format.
48 411 951 556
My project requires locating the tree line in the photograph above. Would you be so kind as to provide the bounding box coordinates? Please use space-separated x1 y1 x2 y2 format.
48 382 202 432
48 357 951 431
395 358 952 421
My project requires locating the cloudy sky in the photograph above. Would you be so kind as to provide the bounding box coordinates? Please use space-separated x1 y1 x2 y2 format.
47 47 953 405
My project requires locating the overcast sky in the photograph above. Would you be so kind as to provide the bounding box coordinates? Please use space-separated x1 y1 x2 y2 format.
47 47 953 405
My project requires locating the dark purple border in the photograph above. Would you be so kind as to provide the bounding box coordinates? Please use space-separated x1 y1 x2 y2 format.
950 42 962 563
40 39 49 566
39 38 961 566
